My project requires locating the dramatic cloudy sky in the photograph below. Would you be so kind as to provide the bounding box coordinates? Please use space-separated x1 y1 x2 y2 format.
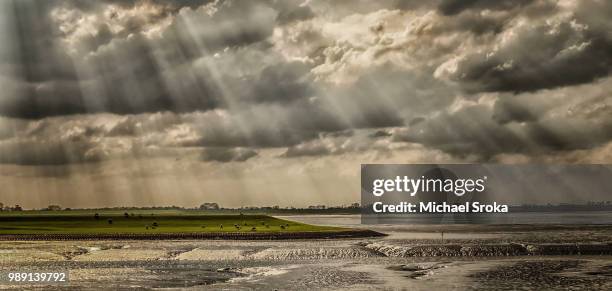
1 0 611 208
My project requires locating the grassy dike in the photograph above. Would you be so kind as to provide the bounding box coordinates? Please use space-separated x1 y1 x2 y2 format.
0 212 384 240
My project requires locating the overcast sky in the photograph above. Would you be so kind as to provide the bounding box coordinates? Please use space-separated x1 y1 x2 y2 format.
0 0 611 208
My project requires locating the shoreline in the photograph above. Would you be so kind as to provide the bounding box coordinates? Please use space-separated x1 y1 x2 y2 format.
0 229 386 241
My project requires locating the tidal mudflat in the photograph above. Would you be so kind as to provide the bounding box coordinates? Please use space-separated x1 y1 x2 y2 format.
1 216 611 290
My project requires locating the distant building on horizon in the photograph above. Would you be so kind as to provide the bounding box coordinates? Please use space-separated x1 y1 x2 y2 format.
308 205 326 210
46 205 62 211
199 202 220 210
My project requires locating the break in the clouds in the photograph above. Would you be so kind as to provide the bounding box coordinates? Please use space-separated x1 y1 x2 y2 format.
1 0 611 207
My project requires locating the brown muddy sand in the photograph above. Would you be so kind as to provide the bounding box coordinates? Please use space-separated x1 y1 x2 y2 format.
363 241 612 256
469 260 612 290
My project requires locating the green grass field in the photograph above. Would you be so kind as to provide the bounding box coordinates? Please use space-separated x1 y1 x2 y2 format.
0 212 345 234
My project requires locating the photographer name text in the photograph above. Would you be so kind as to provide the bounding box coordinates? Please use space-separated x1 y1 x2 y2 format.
372 202 508 213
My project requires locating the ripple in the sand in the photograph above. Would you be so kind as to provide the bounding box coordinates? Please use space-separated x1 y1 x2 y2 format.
172 248 249 260
73 249 167 261
469 260 612 290
0 250 65 263
250 247 383 260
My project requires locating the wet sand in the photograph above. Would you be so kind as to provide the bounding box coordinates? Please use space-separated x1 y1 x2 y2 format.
0 221 611 290
469 259 612 290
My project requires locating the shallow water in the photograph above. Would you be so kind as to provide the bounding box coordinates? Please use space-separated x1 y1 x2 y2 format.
1 215 611 290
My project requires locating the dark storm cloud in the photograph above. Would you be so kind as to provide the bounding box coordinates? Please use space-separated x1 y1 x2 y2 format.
0 139 101 165
408 117 425 127
318 66 452 131
0 113 191 165
165 0 277 53
200 147 257 162
455 36 612 93
272 1 315 24
393 105 521 158
394 91 612 160
177 74 408 148
180 102 344 148
447 1 612 93
195 99 400 148
281 142 331 158
280 130 396 158
245 62 314 104
492 98 538 124
0 81 86 119
0 0 83 118
0 0 316 119
323 130 354 138
86 35 223 115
